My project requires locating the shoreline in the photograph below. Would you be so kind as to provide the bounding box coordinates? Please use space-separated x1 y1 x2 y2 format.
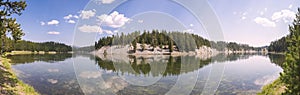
93 45 268 56
258 78 286 95
0 57 39 95
5 51 73 56
267 52 285 55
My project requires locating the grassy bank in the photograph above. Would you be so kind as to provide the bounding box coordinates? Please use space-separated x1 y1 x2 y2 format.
0 57 39 95
258 78 286 95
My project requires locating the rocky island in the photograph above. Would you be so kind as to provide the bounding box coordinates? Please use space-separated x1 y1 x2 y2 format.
93 30 268 57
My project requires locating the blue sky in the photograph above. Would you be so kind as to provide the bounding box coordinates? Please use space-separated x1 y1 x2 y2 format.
15 0 300 47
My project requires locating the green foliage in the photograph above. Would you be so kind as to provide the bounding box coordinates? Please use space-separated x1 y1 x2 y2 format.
268 36 288 52
0 0 27 54
0 58 39 95
73 45 95 52
0 38 72 52
7 53 73 64
210 41 257 51
95 30 212 52
258 79 285 95
268 54 285 67
95 30 260 52
280 8 300 95
168 39 174 52
141 39 146 51
132 39 137 52
95 55 212 77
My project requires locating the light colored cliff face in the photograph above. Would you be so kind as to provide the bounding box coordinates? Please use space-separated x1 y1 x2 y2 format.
94 44 219 56
222 48 268 54
95 45 131 55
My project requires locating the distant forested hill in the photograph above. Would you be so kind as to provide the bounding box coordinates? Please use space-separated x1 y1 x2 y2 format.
95 30 261 52
268 36 287 53
0 38 72 52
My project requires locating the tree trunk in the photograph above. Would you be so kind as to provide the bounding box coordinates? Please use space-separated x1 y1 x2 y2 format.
1 35 5 55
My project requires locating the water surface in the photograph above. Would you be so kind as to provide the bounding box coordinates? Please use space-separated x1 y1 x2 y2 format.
8 53 284 95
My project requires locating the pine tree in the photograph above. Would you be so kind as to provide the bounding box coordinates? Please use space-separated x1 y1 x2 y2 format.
280 8 300 94
132 40 137 52
169 39 174 52
0 0 27 54
141 39 146 51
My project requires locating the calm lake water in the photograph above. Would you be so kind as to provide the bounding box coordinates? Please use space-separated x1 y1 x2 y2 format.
7 53 284 95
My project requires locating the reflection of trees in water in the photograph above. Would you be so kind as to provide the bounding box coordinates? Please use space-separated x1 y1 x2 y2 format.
7 53 73 64
95 56 212 77
131 57 151 75
267 54 285 67
211 53 265 63
95 53 275 77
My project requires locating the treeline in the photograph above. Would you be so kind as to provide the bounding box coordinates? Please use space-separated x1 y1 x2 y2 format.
73 46 95 53
95 30 261 52
268 36 287 52
0 38 72 52
210 41 259 51
7 53 73 64
95 30 211 52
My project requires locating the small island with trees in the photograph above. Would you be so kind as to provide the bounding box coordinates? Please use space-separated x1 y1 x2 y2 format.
94 30 268 56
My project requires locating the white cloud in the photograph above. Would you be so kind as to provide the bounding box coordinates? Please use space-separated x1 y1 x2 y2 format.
138 20 144 23
254 17 276 27
78 24 115 35
103 30 113 35
260 11 264 15
97 11 130 28
113 30 119 33
241 16 247 20
47 20 59 25
101 0 115 4
47 79 58 84
242 12 248 16
64 14 79 20
233 11 237 15
78 25 102 33
190 24 194 27
73 15 79 19
94 0 115 4
64 14 73 20
47 31 60 35
63 14 78 24
289 4 293 9
40 21 45 26
80 9 96 19
67 20 76 24
264 8 268 12
271 9 295 23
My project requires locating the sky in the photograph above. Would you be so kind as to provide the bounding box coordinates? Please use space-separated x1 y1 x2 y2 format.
14 0 300 47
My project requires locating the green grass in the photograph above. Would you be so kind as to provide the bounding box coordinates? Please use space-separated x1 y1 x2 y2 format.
0 57 39 95
258 78 286 95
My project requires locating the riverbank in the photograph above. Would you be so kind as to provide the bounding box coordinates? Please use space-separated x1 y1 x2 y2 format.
258 78 286 95
5 51 73 56
0 57 39 95
267 52 285 55
258 52 286 95
94 45 219 56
